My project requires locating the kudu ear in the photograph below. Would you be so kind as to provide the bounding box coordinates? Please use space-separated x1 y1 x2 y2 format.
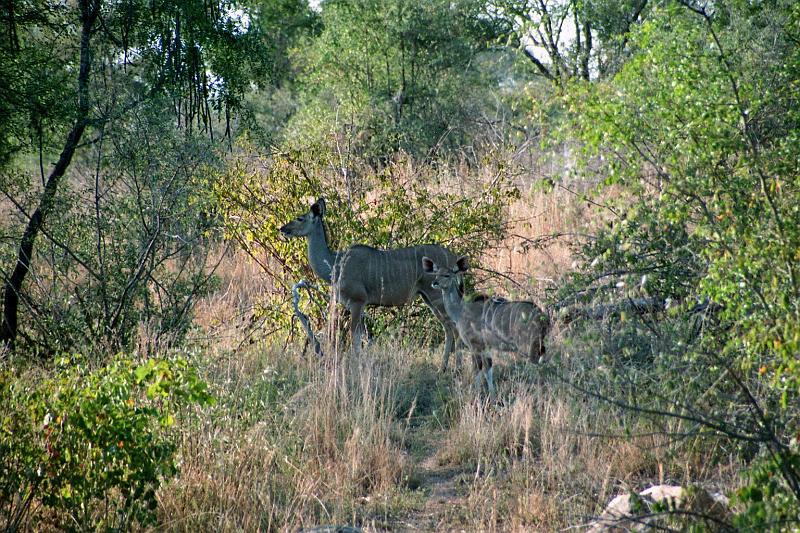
455 256 469 273
421 256 437 273
311 197 326 218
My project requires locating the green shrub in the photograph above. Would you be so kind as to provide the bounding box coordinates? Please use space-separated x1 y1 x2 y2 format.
212 143 518 338
0 355 214 531
733 451 800 532
561 2 800 526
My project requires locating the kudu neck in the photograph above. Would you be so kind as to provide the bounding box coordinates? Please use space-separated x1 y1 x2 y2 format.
442 282 465 323
306 221 337 283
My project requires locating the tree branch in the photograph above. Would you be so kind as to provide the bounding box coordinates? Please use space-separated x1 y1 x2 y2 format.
1 0 100 350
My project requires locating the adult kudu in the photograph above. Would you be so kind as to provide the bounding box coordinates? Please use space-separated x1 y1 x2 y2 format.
422 256 550 399
280 197 461 368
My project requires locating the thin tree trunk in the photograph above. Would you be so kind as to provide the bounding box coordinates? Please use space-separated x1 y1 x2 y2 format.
580 7 592 80
0 0 99 351
573 2 582 78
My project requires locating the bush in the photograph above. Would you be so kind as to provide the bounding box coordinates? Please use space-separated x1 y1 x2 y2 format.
211 143 518 338
562 1 800 526
734 450 800 531
0 102 224 358
0 355 214 531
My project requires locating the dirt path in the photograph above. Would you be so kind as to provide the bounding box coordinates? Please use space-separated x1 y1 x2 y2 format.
393 428 471 532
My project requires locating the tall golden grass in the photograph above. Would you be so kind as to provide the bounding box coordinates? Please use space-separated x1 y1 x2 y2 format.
149 154 748 531
157 330 742 531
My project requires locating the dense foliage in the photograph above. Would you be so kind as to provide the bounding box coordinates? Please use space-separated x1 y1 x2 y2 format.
565 0 800 526
212 145 518 337
1 0 799 529
286 0 508 159
0 354 213 530
0 0 313 354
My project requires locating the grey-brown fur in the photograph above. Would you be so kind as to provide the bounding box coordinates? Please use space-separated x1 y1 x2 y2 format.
280 198 461 366
422 256 549 399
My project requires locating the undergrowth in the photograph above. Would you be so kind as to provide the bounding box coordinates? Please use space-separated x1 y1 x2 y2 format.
152 318 744 532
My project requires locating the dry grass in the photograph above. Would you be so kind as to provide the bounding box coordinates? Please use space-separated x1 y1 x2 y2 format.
420 354 743 531
191 248 277 353
157 339 426 532
157 157 742 531
157 321 742 531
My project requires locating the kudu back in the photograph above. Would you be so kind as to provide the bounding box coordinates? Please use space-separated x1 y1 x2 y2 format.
422 256 549 399
280 197 460 366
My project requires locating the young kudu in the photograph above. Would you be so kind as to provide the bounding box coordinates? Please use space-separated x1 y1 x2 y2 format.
280 198 461 367
422 256 549 399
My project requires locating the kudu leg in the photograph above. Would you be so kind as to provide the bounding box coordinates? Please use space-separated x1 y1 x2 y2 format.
442 327 455 371
528 335 546 364
483 354 496 401
469 349 487 397
470 350 495 401
349 301 366 354
420 292 461 371
444 323 465 370
453 329 463 368
472 354 483 395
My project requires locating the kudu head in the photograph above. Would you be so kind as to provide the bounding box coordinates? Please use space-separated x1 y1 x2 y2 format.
280 197 326 238
422 256 469 293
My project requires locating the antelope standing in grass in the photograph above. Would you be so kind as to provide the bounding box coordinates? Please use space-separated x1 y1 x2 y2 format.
280 198 461 366
422 256 549 399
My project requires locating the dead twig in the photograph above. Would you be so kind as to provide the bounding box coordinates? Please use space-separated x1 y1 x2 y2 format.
292 280 323 357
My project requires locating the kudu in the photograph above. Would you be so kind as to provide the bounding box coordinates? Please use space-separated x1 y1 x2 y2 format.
280 198 461 367
422 256 549 399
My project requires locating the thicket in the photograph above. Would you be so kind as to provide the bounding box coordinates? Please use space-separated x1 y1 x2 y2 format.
285 0 508 160
0 0 310 528
211 145 519 339
561 1 800 527
1 354 213 530
1 0 799 529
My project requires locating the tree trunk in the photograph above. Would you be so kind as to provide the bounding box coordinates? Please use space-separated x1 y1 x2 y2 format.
580 12 592 80
0 0 99 351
